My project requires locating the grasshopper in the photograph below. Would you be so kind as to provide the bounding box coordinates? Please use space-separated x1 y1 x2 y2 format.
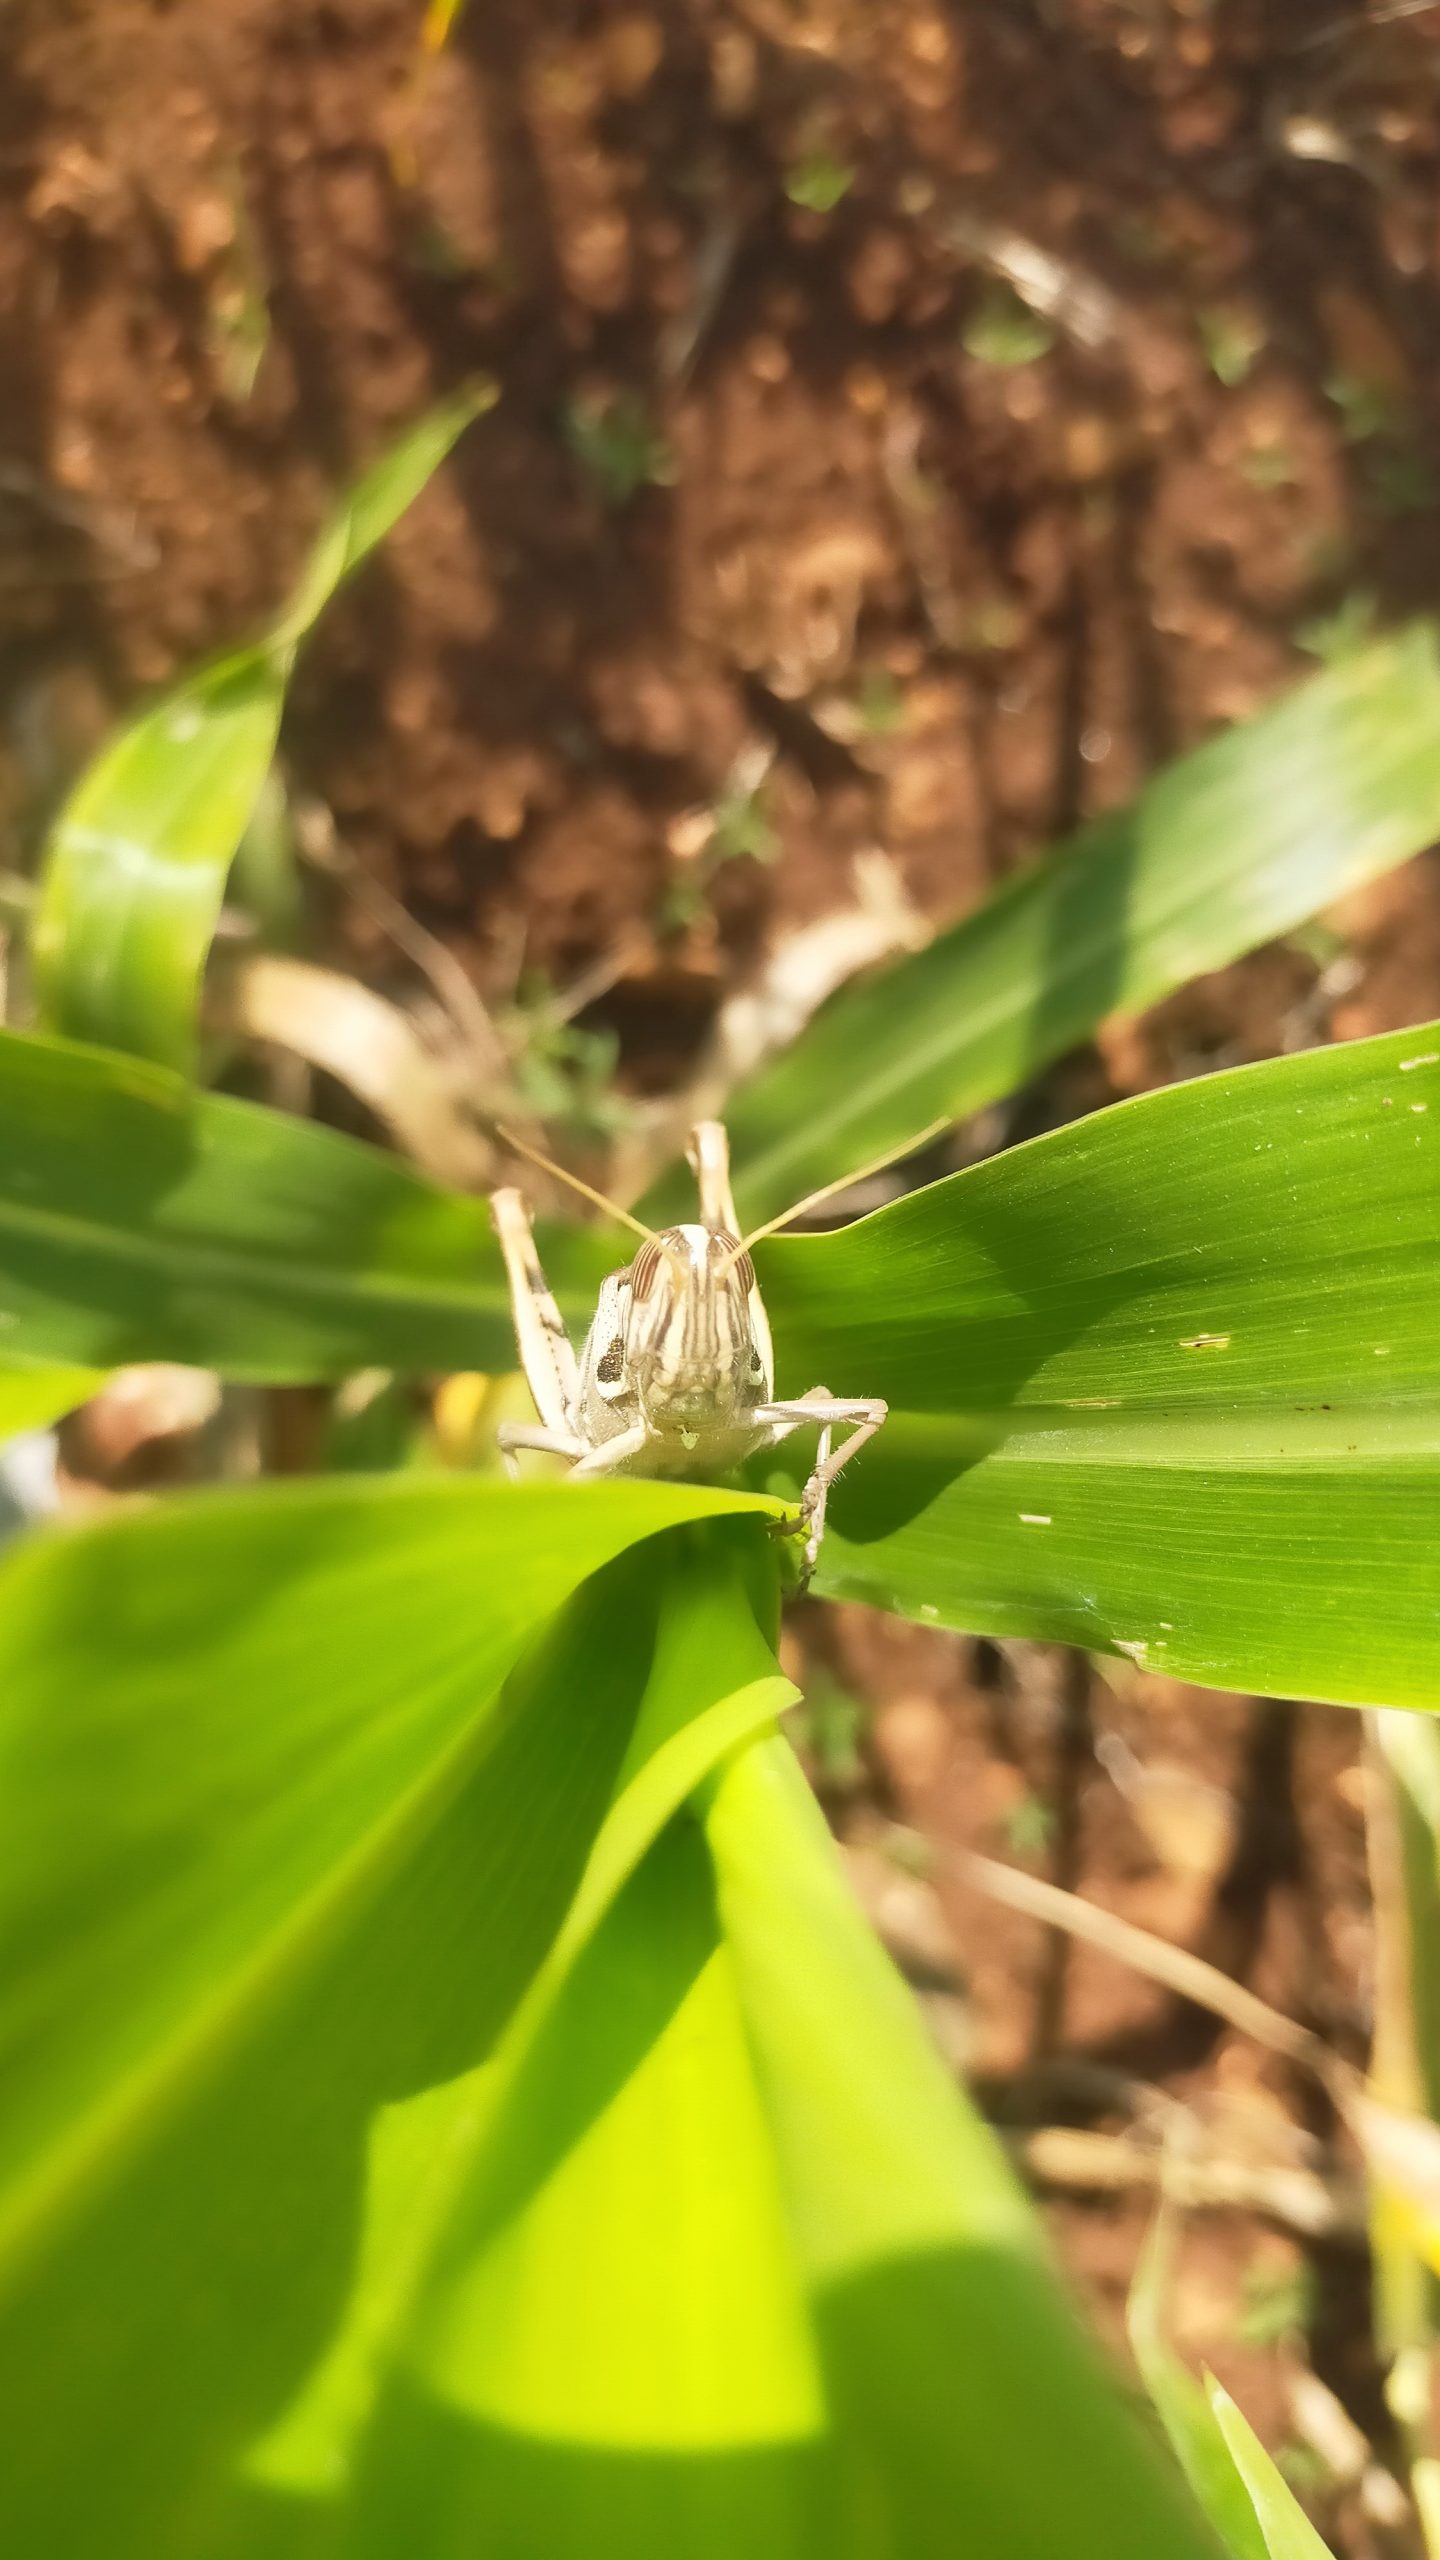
490 1120 886 1570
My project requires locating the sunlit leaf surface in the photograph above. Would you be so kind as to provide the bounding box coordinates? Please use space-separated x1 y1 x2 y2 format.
0 1029 608 1380
654 626 1440 1226
0 1488 776 2556
760 1022 1440 1705
2 1016 1436 1706
1206 2385 1333 2560
228 1732 1221 2558
34 384 491 1072
1128 2213 1272 2560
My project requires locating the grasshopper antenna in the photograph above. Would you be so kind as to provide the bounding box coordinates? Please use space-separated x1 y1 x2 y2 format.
493 1125 659 1244
727 1113 954 1261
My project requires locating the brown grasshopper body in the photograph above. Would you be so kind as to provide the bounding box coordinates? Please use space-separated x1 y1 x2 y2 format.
491 1121 885 1569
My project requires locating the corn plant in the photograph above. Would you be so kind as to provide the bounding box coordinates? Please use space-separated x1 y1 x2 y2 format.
1 395 1440 2558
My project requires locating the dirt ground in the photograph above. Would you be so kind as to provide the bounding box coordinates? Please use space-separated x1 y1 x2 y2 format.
7 0 1440 2547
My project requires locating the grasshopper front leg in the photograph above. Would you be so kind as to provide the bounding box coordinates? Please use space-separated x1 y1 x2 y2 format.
568 1423 650 1480
755 1388 888 1571
491 1186 585 1474
495 1421 588 1479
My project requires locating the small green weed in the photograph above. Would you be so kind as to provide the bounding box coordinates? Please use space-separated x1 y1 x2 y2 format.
961 283 1054 369
564 389 676 506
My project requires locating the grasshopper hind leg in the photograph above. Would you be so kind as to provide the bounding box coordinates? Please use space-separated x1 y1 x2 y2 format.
687 1121 740 1236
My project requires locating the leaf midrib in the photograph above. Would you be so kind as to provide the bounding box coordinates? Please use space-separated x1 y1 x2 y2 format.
880 1398 1440 1468
0 1188 507 1329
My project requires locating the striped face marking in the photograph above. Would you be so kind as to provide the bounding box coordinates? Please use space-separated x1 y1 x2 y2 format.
622 1224 763 1429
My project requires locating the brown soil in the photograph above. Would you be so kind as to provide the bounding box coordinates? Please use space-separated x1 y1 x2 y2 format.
7 2 1440 2548
808 1613 1385 2552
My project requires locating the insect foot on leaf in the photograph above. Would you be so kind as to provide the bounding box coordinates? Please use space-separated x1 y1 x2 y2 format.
756 1387 890 1576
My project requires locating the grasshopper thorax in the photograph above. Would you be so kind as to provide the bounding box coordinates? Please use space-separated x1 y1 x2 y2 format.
621 1222 765 1432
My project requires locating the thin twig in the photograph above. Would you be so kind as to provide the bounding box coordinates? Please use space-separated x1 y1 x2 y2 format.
535 936 650 1031
1005 2124 1365 2241
948 1837 1331 2078
613 856 926 1202
294 796 513 1094
0 458 159 572
208 950 494 1190
658 197 743 387
927 207 1123 352
940 1830 1440 2262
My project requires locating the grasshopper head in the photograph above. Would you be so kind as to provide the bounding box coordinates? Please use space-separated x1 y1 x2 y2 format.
623 1223 766 1431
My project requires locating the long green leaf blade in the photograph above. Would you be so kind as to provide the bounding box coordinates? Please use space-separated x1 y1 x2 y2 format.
266 381 494 655
1206 2383 1335 2560
758 1022 1440 1704
702 1735 1223 2558
0 1028 609 1379
251 1726 1219 2557
669 626 1440 1225
34 386 489 1071
241 1548 800 2555
34 651 286 1070
350 1821 833 2560
0 1477 767 2282
1128 2212 1271 2560
0 1484 775 2556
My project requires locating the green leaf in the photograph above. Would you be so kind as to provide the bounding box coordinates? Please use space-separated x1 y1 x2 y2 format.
1205 2383 1335 2560
758 1021 1440 1706
783 152 855 213
666 625 1440 1226
328 1820 835 2560
0 1478 768 2278
34 649 287 1071
0 1028 611 1380
0 1351 103 1441
239 1550 797 2550
701 1737 1224 2559
240 1728 1219 2559
266 383 495 656
1130 2213 1338 2554
34 385 492 1072
962 282 1055 368
0 1480 776 2556
1128 2212 1272 2560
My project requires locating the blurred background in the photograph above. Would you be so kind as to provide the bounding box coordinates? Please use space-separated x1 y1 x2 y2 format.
5 2 1440 2547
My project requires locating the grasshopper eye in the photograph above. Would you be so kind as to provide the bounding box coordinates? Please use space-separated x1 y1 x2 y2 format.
709 1233 754 1292
629 1240 663 1300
